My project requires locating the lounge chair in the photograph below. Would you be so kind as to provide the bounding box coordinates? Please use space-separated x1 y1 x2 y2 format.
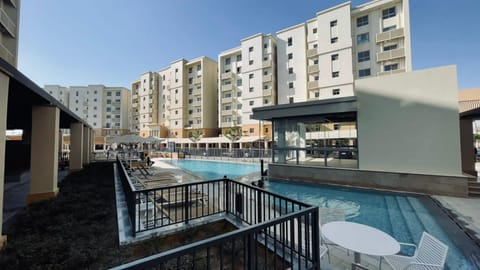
381 231 448 270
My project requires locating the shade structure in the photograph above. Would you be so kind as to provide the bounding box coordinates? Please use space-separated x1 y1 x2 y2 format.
144 136 164 144
107 134 150 144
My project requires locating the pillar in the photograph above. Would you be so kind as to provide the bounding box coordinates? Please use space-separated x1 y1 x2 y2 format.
0 72 9 249
27 105 60 204
90 129 95 161
83 126 90 165
460 118 476 176
70 123 83 171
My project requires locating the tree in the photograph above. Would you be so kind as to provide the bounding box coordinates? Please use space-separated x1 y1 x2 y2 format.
189 130 203 143
225 125 242 143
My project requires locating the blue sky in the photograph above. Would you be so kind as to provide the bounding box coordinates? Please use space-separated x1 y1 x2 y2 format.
18 0 480 90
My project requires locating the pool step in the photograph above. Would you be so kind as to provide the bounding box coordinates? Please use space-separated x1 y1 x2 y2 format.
384 196 413 243
395 196 424 244
468 181 480 197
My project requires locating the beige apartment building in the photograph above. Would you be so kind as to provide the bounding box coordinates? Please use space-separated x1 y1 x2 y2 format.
218 33 277 140
132 56 218 138
276 0 411 103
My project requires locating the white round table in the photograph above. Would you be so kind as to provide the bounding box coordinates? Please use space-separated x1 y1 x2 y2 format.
322 221 400 264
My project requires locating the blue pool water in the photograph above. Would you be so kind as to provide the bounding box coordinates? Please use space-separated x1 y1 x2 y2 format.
166 159 260 180
265 180 473 270
166 160 473 269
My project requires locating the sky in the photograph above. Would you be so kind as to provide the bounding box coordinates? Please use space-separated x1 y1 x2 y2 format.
18 0 480 90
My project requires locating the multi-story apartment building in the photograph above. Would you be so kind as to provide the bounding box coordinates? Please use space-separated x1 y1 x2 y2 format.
218 33 277 139
132 56 218 138
43 85 131 134
276 0 411 103
0 0 20 67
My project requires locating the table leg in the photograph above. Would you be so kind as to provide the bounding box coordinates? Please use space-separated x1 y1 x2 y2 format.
354 252 361 264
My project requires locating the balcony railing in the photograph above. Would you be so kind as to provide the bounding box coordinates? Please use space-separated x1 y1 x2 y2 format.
307 81 320 90
376 28 405 43
0 43 14 65
221 97 232 103
376 48 405 62
221 109 232 116
262 74 272 82
0 7 16 38
222 84 233 91
192 89 202 96
378 68 406 76
263 89 272 96
307 48 319 58
221 72 233 80
193 78 202 85
308 64 319 74
262 59 272 68
115 157 320 269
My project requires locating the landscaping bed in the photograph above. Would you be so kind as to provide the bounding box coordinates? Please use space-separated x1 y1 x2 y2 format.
0 162 236 269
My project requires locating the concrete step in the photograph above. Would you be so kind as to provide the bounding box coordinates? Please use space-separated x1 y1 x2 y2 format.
469 190 480 197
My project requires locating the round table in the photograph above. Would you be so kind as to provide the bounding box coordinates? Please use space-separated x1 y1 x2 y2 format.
322 221 400 264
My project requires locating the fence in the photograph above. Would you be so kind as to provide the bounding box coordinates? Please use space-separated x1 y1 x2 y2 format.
154 147 272 163
114 157 320 269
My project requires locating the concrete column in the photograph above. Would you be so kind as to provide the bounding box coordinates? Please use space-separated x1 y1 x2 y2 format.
89 129 95 161
27 105 60 205
83 126 90 165
460 118 476 176
70 123 84 171
0 72 9 249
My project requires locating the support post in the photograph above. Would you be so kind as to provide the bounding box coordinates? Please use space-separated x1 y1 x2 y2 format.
70 122 84 171
27 105 60 204
83 126 90 165
0 72 9 249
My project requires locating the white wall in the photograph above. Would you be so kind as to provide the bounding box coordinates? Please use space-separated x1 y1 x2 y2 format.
356 66 462 176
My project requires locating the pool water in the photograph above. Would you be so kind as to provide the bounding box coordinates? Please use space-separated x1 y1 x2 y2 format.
166 159 260 180
165 160 473 269
265 180 474 270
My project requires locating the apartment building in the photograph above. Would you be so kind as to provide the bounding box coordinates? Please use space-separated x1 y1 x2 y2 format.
218 33 277 139
44 85 131 134
132 56 218 138
0 0 19 67
276 0 411 103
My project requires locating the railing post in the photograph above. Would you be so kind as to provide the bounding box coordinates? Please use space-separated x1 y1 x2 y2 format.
225 177 230 214
312 210 320 270
257 189 262 223
184 185 189 224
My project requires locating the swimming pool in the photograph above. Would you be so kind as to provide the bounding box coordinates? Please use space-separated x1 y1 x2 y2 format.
166 160 474 269
166 159 260 179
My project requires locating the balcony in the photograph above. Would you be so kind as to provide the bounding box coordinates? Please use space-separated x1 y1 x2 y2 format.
193 112 202 118
221 97 232 103
221 84 232 91
221 110 232 116
376 28 405 43
262 74 272 82
220 72 232 80
192 89 201 96
132 94 138 100
263 89 272 96
378 68 406 76
0 7 16 38
0 43 14 65
307 48 319 57
192 100 202 107
132 103 138 108
262 59 272 68
7 0 17 8
308 80 320 90
376 48 406 62
308 64 319 74
115 158 320 269
193 77 202 85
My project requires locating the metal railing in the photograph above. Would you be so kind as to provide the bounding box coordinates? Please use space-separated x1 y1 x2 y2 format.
155 148 272 163
115 157 320 269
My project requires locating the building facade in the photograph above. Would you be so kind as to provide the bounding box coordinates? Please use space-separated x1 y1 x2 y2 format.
218 33 277 140
132 56 218 139
276 0 411 103
0 0 19 67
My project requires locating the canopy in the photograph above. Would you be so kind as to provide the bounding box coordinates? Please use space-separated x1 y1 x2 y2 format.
107 134 149 144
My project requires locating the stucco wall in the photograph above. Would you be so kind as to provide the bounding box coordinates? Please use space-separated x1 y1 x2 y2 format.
355 65 462 176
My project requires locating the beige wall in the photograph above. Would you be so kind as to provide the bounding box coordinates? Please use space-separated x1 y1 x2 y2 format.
356 65 462 176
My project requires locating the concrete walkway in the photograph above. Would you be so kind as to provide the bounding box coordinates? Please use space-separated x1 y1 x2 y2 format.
434 195 480 241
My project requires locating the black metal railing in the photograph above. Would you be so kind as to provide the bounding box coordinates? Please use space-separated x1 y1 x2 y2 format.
115 157 320 269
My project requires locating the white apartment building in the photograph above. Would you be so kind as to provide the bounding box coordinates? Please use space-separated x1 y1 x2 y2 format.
276 0 411 103
43 85 131 134
132 56 218 138
218 33 277 139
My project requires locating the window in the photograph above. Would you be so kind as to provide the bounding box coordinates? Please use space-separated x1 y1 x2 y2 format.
330 20 337 27
237 103 242 109
236 55 242 61
237 91 242 97
249 87 254 92
264 85 268 90
188 67 192 73
249 128 254 133
332 89 340 95
333 124 340 130
175 68 178 73
384 44 398 51
288 67 293 74
189 88 193 94
249 101 254 106
237 79 242 86
313 59 319 64
289 97 294 104
357 33 369 44
225 80 231 85
237 67 241 73
331 54 339 61
358 68 371 77
288 53 293 60
358 51 370 62
116 92 121 96
332 72 340 78
287 37 293 46
249 74 254 79
175 110 178 115
264 99 269 104
263 43 267 49
188 78 193 84
314 92 320 98
197 64 201 70
289 82 294 89
383 25 397 32
249 60 254 65
331 37 338 44
313 28 317 34
189 99 193 104
225 57 231 65
106 92 110 96
356 15 368 27
249 47 253 52
382 7 396 19
384 63 399 71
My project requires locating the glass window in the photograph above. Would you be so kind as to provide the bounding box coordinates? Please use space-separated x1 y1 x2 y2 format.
357 33 369 44
287 37 293 46
249 74 254 79
384 63 399 71
289 82 294 88
332 72 340 78
331 54 339 61
382 7 396 19
237 79 242 86
249 101 254 106
313 28 317 34
331 37 338 44
383 25 397 32
357 51 370 62
359 68 371 77
288 67 293 74
332 89 340 95
330 20 337 27
384 44 398 51
236 54 242 61
249 47 253 52
225 57 231 65
356 15 368 27
288 53 293 60
249 60 254 65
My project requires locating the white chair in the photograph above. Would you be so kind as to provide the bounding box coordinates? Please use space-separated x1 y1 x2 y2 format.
382 231 448 270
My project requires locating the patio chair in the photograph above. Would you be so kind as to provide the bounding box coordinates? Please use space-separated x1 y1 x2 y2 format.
381 231 448 270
